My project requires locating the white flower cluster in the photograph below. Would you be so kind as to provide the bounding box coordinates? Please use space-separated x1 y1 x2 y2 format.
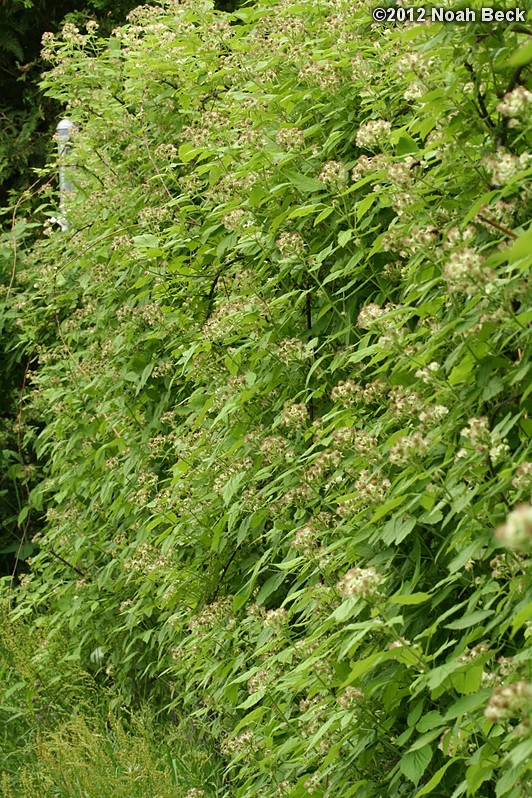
220 729 257 757
484 681 532 722
276 231 306 258
404 81 426 101
298 61 338 90
260 435 294 463
442 248 496 295
457 642 490 663
458 416 510 464
353 469 391 504
484 149 532 186
512 462 532 491
351 153 387 181
318 160 348 188
263 607 289 628
280 402 308 428
388 431 430 465
303 774 321 795
495 504 532 554
419 404 449 425
396 51 432 80
496 86 532 118
357 302 395 329
336 685 364 708
336 566 384 599
304 448 342 483
387 156 419 187
222 208 255 231
356 119 392 148
275 126 305 151
388 385 424 418
415 361 440 384
276 337 311 365
247 669 269 693
291 524 319 555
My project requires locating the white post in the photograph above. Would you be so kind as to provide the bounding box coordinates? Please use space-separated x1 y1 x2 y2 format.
56 118 74 231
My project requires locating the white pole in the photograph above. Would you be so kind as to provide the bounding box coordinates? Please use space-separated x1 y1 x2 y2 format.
56 118 74 231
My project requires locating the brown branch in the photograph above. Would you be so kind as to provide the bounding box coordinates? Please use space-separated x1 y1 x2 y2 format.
49 547 87 578
477 214 519 239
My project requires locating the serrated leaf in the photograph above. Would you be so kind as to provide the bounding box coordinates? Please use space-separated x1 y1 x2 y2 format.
400 745 433 785
221 472 245 505
338 229 353 247
132 234 159 249
449 665 484 695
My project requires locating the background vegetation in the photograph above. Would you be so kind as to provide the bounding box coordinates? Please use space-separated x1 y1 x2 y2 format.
1 0 531 796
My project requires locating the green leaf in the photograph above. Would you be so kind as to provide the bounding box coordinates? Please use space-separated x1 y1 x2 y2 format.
466 762 494 795
284 171 324 192
255 572 285 605
132 234 159 249
396 134 419 155
390 592 432 605
400 745 433 785
415 761 454 797
343 651 388 684
338 229 353 247
507 39 532 67
381 516 417 545
416 711 444 732
507 737 532 768
449 666 484 695
288 203 322 219
313 206 334 225
237 690 266 709
356 193 377 221
445 609 494 630
443 690 491 720
221 472 245 505
371 494 409 522
510 602 532 638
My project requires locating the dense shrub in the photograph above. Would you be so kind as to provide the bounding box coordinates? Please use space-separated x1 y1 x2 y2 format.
1 1 531 796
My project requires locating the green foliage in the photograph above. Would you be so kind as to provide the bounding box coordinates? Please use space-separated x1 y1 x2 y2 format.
0 0 148 207
1 1 531 797
0 609 222 797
